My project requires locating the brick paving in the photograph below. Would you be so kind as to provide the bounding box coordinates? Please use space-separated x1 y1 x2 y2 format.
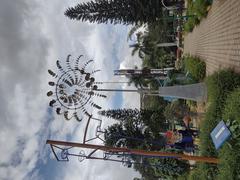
184 0 240 75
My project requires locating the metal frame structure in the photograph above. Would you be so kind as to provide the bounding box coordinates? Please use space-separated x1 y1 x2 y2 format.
47 140 219 164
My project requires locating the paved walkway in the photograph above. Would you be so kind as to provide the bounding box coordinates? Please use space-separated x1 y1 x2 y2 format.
184 0 240 75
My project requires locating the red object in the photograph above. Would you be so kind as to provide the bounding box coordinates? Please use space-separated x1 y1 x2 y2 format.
165 130 173 139
165 130 175 144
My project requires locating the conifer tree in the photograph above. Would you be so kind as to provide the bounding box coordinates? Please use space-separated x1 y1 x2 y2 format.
98 108 141 122
65 0 163 25
99 108 170 136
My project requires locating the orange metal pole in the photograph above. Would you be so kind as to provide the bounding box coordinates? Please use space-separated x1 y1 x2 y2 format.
46 140 219 164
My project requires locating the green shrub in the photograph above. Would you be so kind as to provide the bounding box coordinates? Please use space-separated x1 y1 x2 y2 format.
218 144 240 180
188 168 201 180
197 101 219 180
193 0 211 19
194 70 240 179
184 17 199 32
186 100 197 109
184 0 199 32
223 89 240 125
184 0 212 32
206 70 240 103
149 157 190 179
183 56 206 82
164 100 189 126
217 89 240 180
199 102 219 156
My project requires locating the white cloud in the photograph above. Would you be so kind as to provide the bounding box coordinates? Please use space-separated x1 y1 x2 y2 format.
0 0 141 179
0 1 50 179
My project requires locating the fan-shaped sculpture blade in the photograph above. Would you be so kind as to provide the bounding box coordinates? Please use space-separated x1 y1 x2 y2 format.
47 54 106 122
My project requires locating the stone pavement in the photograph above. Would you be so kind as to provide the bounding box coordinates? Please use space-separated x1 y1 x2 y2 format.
184 0 240 75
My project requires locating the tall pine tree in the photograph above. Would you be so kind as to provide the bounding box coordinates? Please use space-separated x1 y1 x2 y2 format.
104 122 148 149
65 0 163 25
98 108 141 122
100 108 169 150
98 108 170 133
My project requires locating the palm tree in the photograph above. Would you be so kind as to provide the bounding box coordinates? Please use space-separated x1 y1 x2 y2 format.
128 75 149 89
125 66 149 88
130 32 155 58
127 24 148 41
129 22 176 59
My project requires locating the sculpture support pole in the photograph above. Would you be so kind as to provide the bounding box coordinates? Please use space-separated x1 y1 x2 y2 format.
96 83 207 102
46 140 218 164
158 82 207 102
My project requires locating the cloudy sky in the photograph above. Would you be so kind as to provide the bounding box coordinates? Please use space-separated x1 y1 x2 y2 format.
0 0 142 179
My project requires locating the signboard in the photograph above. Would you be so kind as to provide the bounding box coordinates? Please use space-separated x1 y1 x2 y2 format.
210 120 231 150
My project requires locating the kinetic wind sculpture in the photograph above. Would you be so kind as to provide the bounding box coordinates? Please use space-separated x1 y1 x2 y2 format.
46 54 217 167
47 54 107 121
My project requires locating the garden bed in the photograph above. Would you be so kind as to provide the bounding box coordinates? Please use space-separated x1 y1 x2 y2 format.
188 70 240 180
184 0 212 32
